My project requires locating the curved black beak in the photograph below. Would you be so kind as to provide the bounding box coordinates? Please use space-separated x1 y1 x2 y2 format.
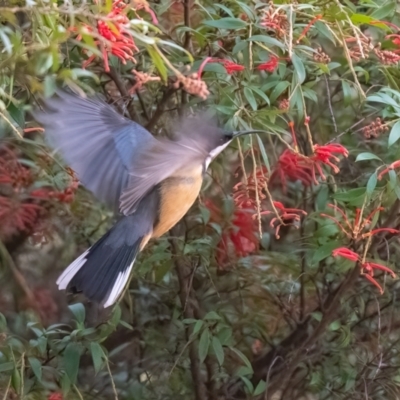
232 130 267 137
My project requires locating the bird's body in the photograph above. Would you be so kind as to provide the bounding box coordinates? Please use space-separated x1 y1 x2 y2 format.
34 89 249 308
154 166 203 237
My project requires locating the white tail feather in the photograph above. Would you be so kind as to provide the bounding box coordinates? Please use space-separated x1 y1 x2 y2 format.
56 249 89 290
103 258 136 308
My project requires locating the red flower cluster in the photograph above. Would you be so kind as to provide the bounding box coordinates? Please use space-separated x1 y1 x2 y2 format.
205 58 245 75
0 146 79 240
310 143 349 180
79 0 139 72
387 34 400 52
321 204 399 241
270 149 313 192
233 167 268 209
257 55 279 72
260 201 307 239
332 247 396 294
270 143 348 192
48 393 63 400
378 160 400 180
205 199 259 267
198 56 280 76
0 197 42 239
131 0 158 25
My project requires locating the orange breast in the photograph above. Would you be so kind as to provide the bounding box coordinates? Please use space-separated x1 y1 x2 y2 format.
152 166 203 238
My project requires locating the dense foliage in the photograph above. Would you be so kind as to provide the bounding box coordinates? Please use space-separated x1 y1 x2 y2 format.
2 0 400 399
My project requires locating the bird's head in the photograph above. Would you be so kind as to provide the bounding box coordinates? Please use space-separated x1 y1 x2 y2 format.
175 112 266 168
204 128 266 169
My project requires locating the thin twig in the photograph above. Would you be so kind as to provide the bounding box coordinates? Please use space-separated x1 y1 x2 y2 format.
146 88 177 131
250 138 262 237
0 110 23 139
326 111 378 144
324 74 337 133
105 360 119 400
170 234 207 400
107 66 138 121
73 385 84 400
183 0 192 51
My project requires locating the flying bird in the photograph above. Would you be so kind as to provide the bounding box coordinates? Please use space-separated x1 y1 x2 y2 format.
34 90 257 308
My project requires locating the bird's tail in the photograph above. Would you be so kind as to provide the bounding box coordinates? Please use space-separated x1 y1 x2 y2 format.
57 217 146 308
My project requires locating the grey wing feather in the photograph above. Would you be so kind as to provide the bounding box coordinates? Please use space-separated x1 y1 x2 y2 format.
33 90 156 212
120 136 206 215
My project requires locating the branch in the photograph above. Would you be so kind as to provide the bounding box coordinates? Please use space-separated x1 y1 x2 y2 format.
146 88 176 131
107 66 138 121
169 231 208 400
183 0 192 52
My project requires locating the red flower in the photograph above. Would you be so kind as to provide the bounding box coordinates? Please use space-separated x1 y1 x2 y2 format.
378 160 400 180
205 199 259 267
385 33 400 53
256 56 279 72
310 143 349 182
332 247 396 294
233 167 268 210
321 204 399 241
203 58 245 75
48 393 63 400
270 149 313 192
296 14 323 44
78 0 139 72
0 196 43 240
332 247 359 261
131 0 158 24
260 201 307 239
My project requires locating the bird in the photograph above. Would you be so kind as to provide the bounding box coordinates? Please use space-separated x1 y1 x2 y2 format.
34 89 258 308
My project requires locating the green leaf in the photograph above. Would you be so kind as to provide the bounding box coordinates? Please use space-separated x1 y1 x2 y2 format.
204 311 222 321
342 81 353 106
249 86 270 105
11 368 20 392
334 187 367 202
203 18 248 30
211 336 224 365
217 327 232 345
244 87 257 111
270 81 290 103
312 241 342 264
371 1 396 19
0 312 7 330
367 171 378 195
0 362 15 372
256 134 270 173
389 121 400 146
147 45 168 82
198 329 210 364
68 303 85 325
192 320 204 336
64 342 81 385
229 347 253 372
314 21 335 44
329 320 341 331
254 380 266 396
292 53 306 84
90 342 105 375
247 35 285 49
28 357 42 382
355 152 382 162
240 376 254 393
7 102 24 128
213 4 235 18
350 14 375 25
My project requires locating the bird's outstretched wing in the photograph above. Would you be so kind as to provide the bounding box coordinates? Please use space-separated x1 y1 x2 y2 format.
119 136 206 215
33 90 156 212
